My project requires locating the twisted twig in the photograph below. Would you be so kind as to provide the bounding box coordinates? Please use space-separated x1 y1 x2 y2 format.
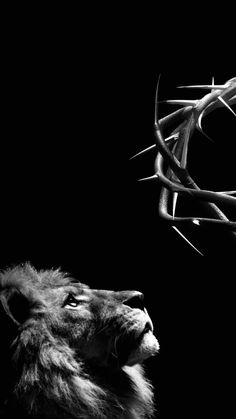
132 77 236 256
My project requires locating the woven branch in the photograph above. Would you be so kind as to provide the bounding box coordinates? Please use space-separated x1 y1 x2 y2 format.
133 77 236 256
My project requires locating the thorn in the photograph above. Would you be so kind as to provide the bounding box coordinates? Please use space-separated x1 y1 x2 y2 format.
211 76 215 93
138 174 158 182
172 192 178 218
177 85 227 90
218 190 236 195
196 112 214 142
163 99 197 106
165 133 179 143
217 96 236 117
129 144 156 160
130 134 178 160
197 111 204 131
154 74 161 126
172 226 204 256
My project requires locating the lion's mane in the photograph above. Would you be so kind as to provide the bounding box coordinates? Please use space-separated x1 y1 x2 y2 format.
0 264 159 419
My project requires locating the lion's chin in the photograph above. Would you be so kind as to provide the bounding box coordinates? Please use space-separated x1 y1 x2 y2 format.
124 331 159 366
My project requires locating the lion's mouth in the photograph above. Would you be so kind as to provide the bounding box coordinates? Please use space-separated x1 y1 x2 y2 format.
114 321 153 365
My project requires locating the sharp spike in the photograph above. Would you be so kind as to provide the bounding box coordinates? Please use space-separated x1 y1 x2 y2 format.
196 111 214 142
165 133 179 143
129 144 156 160
154 74 161 126
177 85 227 90
197 111 204 131
211 76 215 93
138 174 158 182
217 96 236 117
163 99 197 106
172 226 204 256
172 192 178 218
218 191 236 195
130 134 178 160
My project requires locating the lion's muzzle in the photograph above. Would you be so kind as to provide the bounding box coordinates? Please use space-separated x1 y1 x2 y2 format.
112 290 160 366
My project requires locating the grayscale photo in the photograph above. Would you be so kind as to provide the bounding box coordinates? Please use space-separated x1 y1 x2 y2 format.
1 5 235 418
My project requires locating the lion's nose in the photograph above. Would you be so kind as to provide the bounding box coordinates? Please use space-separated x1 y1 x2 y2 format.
123 292 145 311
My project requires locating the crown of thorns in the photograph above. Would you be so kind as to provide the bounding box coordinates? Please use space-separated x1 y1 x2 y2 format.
132 77 236 256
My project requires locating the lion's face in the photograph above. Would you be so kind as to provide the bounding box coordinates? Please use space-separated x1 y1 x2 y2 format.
0 265 159 418
0 266 159 369
56 285 159 367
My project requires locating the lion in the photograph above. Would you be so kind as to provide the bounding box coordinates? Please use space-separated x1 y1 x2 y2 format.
0 264 159 419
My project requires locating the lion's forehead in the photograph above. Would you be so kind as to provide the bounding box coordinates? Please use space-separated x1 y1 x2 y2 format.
42 284 110 298
36 284 116 308
1 266 135 306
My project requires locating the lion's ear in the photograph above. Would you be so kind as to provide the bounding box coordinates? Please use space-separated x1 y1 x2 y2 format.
0 288 30 325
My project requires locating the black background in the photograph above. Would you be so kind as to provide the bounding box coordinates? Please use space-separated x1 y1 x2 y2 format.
1 7 236 418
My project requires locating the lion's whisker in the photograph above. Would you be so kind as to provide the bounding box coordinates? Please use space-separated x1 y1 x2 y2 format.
94 324 110 336
114 335 119 356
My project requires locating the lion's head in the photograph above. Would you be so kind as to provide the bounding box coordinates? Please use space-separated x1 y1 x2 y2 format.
0 264 159 419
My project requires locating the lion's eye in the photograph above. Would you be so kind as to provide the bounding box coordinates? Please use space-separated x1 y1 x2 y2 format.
64 294 79 308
